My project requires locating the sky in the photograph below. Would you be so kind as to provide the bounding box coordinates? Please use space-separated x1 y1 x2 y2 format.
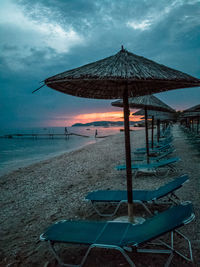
0 0 200 128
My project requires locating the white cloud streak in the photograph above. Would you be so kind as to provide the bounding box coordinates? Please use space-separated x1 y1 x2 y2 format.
0 0 85 70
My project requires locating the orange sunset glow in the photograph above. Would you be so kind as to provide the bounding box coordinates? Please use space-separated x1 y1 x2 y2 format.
73 111 142 124
49 111 142 127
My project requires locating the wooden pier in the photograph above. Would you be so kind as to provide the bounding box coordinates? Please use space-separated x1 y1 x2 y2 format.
0 133 90 139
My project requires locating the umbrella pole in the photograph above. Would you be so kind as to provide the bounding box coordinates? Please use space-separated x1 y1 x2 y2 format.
123 87 133 222
157 119 160 143
157 119 159 143
144 107 150 164
151 115 154 149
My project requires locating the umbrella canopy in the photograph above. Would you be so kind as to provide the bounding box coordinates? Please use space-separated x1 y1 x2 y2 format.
180 111 200 133
112 95 175 161
182 104 200 113
112 95 176 112
133 109 176 120
135 110 176 143
139 111 175 144
180 105 200 132
180 111 200 118
45 47 200 99
44 47 200 221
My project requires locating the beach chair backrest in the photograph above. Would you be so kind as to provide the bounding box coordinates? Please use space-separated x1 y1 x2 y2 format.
122 202 194 246
155 157 180 167
152 174 189 200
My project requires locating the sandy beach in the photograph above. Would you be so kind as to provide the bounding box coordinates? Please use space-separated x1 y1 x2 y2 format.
0 125 199 267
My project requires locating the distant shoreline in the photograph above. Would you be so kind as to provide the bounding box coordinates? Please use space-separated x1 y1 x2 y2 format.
72 120 144 127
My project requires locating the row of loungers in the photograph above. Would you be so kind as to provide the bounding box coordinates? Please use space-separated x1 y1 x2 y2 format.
40 130 195 266
180 125 200 155
116 136 180 177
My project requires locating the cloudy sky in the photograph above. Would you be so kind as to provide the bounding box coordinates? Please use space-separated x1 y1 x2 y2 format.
0 0 200 128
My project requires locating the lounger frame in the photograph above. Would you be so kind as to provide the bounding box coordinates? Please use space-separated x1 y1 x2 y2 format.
86 175 189 217
41 212 194 267
87 191 183 217
116 157 180 178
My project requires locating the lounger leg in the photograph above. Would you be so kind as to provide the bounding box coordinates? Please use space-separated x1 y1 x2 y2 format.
48 241 136 267
159 230 193 262
167 193 180 205
139 201 153 215
153 230 193 264
133 170 138 178
153 193 181 207
91 244 136 267
136 230 193 266
172 230 193 262
155 168 169 177
91 201 123 217
164 252 174 267
49 241 92 267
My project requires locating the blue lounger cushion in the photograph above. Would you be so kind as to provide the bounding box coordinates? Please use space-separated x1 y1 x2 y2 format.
85 174 189 203
132 147 175 162
40 203 194 247
134 143 172 155
116 157 180 170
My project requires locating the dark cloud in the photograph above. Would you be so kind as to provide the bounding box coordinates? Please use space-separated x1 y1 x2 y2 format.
0 0 199 128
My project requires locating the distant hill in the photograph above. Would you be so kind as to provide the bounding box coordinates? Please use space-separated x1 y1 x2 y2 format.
72 121 144 127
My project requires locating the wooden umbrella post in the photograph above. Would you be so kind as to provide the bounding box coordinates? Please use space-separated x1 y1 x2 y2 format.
123 87 133 222
157 119 160 143
197 117 199 134
151 115 154 149
144 107 150 164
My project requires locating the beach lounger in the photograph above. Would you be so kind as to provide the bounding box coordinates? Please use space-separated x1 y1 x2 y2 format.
40 202 194 267
85 174 189 216
150 135 173 146
116 157 180 177
134 143 173 155
132 147 175 162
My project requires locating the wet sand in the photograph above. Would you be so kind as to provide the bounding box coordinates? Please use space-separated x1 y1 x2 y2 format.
0 125 199 266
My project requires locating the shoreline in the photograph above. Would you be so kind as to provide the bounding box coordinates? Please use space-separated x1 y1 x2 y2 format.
0 136 99 178
0 126 199 266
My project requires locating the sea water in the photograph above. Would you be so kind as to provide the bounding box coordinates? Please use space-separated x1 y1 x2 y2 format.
0 126 136 176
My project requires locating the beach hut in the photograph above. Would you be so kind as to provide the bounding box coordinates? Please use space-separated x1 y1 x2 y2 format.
112 95 176 163
42 46 199 221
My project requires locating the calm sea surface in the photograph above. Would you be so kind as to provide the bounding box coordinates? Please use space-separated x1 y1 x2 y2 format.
0 126 141 176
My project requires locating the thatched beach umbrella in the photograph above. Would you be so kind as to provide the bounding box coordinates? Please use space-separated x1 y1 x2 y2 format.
42 47 199 221
181 111 200 118
181 107 200 133
112 95 175 163
133 109 176 144
184 105 200 131
183 104 200 113
133 109 175 120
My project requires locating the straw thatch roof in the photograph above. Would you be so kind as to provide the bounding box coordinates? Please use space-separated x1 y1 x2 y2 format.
111 95 176 112
45 47 200 99
180 111 200 118
134 109 175 121
133 109 175 117
182 104 200 113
